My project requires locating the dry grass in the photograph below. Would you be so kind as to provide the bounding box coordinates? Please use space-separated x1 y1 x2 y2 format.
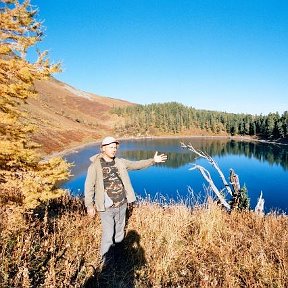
0 196 287 287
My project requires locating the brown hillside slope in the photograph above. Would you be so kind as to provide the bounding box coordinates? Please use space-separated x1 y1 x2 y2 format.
21 78 134 155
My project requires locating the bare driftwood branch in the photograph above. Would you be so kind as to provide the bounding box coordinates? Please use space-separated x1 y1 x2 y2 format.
190 165 231 210
255 191 265 215
182 142 264 213
181 142 233 196
229 169 240 192
230 169 241 209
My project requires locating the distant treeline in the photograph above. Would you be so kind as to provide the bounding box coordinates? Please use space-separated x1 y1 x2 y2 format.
113 102 288 139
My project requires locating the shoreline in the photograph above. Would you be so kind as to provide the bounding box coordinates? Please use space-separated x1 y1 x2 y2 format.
44 135 234 159
44 134 287 160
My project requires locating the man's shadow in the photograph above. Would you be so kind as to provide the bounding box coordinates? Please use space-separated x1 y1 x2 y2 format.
84 230 146 288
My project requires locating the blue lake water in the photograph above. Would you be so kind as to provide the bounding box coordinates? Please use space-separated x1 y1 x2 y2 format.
60 137 288 213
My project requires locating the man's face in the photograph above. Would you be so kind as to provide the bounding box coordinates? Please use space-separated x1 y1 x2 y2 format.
102 143 118 159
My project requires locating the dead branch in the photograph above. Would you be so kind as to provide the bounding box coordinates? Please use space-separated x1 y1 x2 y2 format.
190 165 231 210
181 142 233 196
230 169 241 209
182 142 260 212
229 169 240 192
255 191 265 215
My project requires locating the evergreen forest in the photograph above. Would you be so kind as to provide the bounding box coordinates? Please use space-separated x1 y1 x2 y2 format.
113 102 288 140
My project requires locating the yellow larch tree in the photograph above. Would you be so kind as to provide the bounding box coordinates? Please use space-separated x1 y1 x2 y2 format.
0 0 71 209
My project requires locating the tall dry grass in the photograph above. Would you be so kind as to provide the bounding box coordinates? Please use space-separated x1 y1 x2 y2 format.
0 196 287 287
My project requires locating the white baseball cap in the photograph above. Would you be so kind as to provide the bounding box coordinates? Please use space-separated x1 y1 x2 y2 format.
101 136 119 146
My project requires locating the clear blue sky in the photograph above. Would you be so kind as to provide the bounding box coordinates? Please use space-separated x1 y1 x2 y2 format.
30 0 288 115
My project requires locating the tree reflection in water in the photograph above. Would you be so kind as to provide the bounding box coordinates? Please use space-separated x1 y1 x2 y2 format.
120 139 288 170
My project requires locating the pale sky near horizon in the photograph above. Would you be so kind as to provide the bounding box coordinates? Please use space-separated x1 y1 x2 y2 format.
29 0 288 115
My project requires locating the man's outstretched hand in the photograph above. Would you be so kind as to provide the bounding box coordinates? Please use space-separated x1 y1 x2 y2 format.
153 151 168 163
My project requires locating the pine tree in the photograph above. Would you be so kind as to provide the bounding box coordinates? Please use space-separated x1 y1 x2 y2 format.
0 0 71 209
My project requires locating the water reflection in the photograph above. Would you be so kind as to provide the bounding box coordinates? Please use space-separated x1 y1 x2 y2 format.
119 139 288 170
120 150 197 168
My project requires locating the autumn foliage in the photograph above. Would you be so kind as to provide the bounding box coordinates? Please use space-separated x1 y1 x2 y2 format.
0 0 70 209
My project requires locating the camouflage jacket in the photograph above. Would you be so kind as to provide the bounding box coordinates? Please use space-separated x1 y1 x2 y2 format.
84 153 154 211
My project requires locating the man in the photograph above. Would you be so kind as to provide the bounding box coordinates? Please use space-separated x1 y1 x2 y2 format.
84 136 167 262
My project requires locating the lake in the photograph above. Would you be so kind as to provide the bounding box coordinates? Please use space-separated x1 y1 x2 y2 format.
60 137 288 213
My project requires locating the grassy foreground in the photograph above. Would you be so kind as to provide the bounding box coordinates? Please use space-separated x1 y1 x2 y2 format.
0 196 287 288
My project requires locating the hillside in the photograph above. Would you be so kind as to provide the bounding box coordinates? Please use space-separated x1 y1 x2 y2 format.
21 78 288 157
21 78 134 154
